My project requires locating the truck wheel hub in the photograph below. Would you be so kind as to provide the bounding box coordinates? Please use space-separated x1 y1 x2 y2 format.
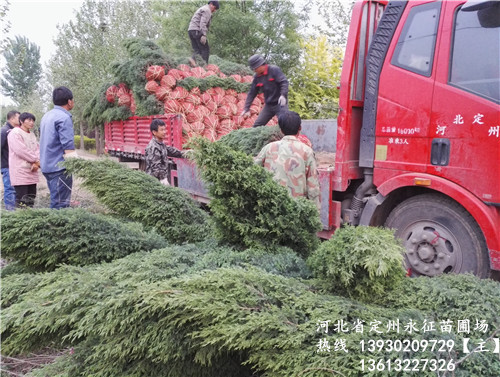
405 226 460 276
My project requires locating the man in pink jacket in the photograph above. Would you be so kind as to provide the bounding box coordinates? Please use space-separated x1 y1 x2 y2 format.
8 112 40 207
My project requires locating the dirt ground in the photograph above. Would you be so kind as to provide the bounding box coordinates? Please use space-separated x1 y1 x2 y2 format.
0 150 111 211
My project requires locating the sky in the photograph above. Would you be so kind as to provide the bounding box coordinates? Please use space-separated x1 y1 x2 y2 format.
1 0 83 106
4 0 83 65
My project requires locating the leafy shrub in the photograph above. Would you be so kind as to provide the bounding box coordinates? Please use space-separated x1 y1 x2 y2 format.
381 273 500 329
177 75 250 93
63 158 212 244
83 82 135 126
218 125 283 156
73 135 96 151
0 261 31 278
209 55 253 76
3 259 499 377
191 138 321 256
1 241 309 355
1 208 168 272
307 225 406 301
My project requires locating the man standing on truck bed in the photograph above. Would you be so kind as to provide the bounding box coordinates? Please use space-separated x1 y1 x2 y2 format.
255 110 320 209
188 1 220 65
241 54 289 127
145 119 184 186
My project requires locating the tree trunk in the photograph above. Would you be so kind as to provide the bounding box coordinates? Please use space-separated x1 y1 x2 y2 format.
80 122 85 150
100 130 105 155
95 127 101 156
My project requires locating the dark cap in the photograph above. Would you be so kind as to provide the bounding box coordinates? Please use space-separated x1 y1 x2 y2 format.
248 54 266 70
209 1 220 9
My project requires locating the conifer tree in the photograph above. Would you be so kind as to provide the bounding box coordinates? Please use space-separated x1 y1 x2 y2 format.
1 36 42 104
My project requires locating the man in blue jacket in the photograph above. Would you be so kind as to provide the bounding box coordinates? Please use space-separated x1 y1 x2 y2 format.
241 54 289 127
40 86 76 209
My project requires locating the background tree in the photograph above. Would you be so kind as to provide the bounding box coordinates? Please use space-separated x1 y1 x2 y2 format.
288 35 343 119
1 36 42 105
0 0 10 53
313 0 353 47
49 0 161 150
153 0 304 74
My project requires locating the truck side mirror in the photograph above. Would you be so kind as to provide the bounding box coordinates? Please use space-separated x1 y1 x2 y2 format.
462 1 500 28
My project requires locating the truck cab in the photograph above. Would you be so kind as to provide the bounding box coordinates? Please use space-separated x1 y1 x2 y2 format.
336 0 500 277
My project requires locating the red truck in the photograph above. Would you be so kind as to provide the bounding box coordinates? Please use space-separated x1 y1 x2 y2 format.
105 0 500 278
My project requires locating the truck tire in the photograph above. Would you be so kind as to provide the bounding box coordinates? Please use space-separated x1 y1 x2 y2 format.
385 194 490 278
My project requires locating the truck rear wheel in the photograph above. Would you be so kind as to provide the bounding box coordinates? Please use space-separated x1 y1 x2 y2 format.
385 194 490 278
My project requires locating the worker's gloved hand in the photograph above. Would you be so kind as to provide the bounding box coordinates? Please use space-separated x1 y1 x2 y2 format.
278 95 287 106
241 110 250 118
200 35 207 45
63 151 79 160
160 178 170 186
181 150 193 159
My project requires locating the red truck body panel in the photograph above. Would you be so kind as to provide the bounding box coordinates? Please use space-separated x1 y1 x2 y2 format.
104 114 182 157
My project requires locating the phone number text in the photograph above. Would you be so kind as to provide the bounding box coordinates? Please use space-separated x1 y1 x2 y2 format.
360 358 455 372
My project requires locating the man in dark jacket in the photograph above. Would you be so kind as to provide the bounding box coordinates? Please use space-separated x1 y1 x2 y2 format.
241 54 289 127
188 1 220 64
1 110 20 210
145 119 184 185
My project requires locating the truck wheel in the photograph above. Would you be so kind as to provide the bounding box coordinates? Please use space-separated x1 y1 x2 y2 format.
385 194 490 278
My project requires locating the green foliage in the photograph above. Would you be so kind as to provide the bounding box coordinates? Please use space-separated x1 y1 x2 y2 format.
288 35 342 119
307 225 406 301
1 35 42 104
81 82 113 124
314 0 353 48
191 138 321 256
3 255 499 376
0 241 309 351
0 0 10 53
1 208 168 272
49 0 161 132
0 261 31 278
109 38 171 117
62 158 212 244
208 55 252 76
73 135 96 150
218 125 283 156
82 81 134 126
381 273 500 328
27 354 72 377
177 75 250 93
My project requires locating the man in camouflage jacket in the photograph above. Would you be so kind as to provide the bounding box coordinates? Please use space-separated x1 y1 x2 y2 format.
145 119 184 185
254 111 320 209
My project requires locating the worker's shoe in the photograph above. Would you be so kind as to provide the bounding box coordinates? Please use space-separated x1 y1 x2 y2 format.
188 57 197 67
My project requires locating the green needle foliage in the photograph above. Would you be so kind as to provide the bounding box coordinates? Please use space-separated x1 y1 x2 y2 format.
1 208 167 272
308 225 406 302
3 256 499 376
177 75 250 93
218 125 284 156
1 242 309 356
82 81 134 126
208 55 253 76
191 138 321 256
62 158 212 244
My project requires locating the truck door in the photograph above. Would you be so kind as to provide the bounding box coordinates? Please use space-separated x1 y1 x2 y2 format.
429 0 500 204
372 0 442 174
